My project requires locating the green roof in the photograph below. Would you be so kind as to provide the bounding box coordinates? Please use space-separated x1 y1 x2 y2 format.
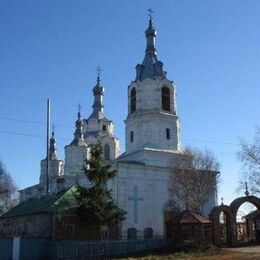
0 186 79 219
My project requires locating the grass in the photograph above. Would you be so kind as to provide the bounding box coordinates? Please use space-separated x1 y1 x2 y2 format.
119 246 260 259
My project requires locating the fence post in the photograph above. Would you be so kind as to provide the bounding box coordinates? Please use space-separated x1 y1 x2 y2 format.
12 237 20 260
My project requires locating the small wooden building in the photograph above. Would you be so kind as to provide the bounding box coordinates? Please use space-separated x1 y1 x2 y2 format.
244 210 260 242
167 210 212 247
0 186 119 240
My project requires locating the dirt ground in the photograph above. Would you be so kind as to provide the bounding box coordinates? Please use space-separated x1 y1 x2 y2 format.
119 246 260 260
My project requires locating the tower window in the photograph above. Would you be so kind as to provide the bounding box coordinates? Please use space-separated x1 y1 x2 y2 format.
162 87 170 112
166 128 170 139
104 144 110 160
102 125 107 131
131 88 136 113
130 131 134 142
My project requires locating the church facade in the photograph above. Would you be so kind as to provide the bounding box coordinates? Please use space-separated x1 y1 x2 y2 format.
20 18 217 239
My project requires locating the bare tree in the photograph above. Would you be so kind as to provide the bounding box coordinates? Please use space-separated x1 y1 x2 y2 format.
169 147 220 214
237 127 260 195
0 160 18 215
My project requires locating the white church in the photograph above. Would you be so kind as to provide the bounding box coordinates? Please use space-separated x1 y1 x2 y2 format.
20 17 217 239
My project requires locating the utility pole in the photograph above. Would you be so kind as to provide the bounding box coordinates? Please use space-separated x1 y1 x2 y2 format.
46 99 50 195
116 160 121 240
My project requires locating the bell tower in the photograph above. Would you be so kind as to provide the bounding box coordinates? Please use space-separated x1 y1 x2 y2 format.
125 16 180 155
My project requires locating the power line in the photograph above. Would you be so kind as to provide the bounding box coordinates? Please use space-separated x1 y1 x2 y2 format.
182 138 240 146
0 130 70 141
0 130 44 138
0 129 237 156
0 116 241 147
0 117 43 125
0 116 72 129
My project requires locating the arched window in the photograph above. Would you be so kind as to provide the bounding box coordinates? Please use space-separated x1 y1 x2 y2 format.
162 87 170 112
127 227 137 240
104 144 110 160
130 88 136 113
144 227 153 239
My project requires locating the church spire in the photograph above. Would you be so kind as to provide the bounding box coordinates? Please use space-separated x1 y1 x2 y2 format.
70 106 86 146
145 8 156 55
74 106 83 139
88 66 105 120
135 10 167 81
49 128 59 160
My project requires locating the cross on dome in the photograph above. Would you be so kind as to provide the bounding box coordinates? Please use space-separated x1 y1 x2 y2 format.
96 65 102 78
77 103 82 119
96 66 102 85
147 8 154 20
245 181 249 196
51 124 56 137
78 103 82 113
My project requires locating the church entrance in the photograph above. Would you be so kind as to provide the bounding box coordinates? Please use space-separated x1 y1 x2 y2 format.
163 201 180 239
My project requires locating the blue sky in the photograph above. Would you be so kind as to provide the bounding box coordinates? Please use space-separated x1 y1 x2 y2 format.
0 0 260 205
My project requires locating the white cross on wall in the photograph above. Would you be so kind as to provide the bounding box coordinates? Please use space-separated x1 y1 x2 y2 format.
128 185 143 224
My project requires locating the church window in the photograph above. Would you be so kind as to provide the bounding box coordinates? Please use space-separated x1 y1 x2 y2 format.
104 144 110 160
130 88 136 113
130 131 134 142
102 125 107 131
127 227 137 240
144 227 154 239
162 87 170 112
166 128 170 139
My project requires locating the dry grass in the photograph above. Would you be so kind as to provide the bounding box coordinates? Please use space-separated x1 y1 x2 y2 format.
119 247 260 260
